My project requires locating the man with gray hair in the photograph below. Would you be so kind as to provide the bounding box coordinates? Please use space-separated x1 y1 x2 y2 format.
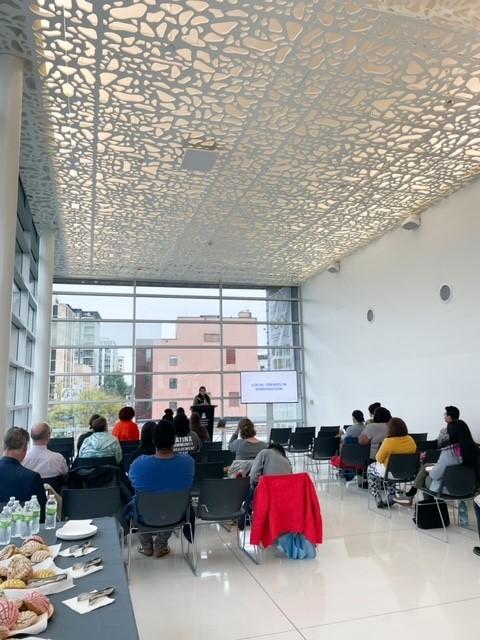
0 427 46 520
23 422 68 480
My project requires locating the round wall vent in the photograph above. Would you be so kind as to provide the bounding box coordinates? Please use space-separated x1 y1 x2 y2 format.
367 309 374 323
440 284 452 303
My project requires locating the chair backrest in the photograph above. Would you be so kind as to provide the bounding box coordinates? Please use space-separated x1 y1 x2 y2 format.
410 433 428 443
424 449 441 464
206 450 235 466
319 426 340 436
194 462 225 483
440 465 477 497
418 439 438 452
295 426 315 438
289 430 314 451
62 486 121 520
137 490 191 527
43 475 64 494
120 440 140 451
201 441 222 452
198 478 250 520
122 451 138 473
385 453 420 481
189 451 202 464
340 443 370 468
72 456 117 469
312 436 338 458
48 438 74 464
269 428 292 446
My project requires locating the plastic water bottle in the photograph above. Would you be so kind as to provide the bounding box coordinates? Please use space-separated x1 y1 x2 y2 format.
30 496 41 535
6 497 15 512
0 509 11 545
11 502 21 538
45 494 57 530
19 504 30 539
459 500 469 526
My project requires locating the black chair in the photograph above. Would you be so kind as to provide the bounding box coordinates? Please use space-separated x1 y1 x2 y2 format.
192 462 225 496
127 490 196 577
48 437 74 465
189 451 202 464
417 465 478 542
269 428 292 447
71 456 117 469
306 437 339 478
201 442 222 452
418 439 438 452
122 451 139 474
62 487 122 520
319 426 340 437
410 433 428 443
206 450 235 466
295 426 315 439
332 443 371 498
120 440 140 452
424 449 441 463
287 430 314 470
197 478 249 523
368 453 420 517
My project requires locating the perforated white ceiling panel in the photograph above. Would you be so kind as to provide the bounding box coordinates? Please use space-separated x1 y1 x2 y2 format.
0 0 479 284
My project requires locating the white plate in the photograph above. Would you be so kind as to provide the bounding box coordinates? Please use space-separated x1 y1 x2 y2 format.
55 524 98 541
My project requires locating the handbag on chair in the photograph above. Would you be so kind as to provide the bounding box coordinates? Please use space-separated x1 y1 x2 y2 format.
413 499 450 529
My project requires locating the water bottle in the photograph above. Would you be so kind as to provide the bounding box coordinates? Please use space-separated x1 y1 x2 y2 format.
19 505 30 539
11 502 21 538
7 497 15 512
459 500 469 526
30 496 41 535
45 494 57 530
24 502 34 539
0 509 11 545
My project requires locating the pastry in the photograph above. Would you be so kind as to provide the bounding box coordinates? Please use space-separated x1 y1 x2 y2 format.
0 545 15 561
23 591 51 615
0 579 26 589
7 555 32 582
0 626 9 640
0 567 7 579
31 569 55 579
30 550 51 563
0 599 18 629
20 541 48 557
14 610 38 629
25 535 45 545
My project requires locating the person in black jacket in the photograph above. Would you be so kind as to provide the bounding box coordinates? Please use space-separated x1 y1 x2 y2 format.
0 427 46 521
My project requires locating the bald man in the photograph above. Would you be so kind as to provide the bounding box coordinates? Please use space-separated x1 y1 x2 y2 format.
23 422 69 479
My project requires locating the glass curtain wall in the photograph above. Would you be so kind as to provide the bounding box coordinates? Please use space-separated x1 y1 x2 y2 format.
8 182 39 429
48 283 303 437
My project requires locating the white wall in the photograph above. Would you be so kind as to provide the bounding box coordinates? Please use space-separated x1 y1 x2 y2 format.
302 179 480 440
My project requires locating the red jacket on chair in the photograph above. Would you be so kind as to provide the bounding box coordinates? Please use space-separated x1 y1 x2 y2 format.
250 472 323 548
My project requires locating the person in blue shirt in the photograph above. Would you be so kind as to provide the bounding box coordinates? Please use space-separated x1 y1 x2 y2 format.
129 420 194 558
0 427 47 521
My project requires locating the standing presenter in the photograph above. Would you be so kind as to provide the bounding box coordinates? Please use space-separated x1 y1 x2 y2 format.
193 385 211 406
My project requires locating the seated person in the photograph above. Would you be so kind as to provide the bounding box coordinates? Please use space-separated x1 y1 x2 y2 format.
344 410 365 443
229 418 267 460
0 427 46 520
250 444 292 487
131 421 157 463
359 406 392 460
436 405 459 448
407 420 477 498
129 420 194 558
190 411 210 443
77 413 100 453
366 402 381 424
173 413 201 453
23 422 68 480
78 416 122 464
367 418 416 508
112 406 139 441
162 408 174 423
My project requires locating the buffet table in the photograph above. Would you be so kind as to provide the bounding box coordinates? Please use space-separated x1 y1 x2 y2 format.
39 517 139 640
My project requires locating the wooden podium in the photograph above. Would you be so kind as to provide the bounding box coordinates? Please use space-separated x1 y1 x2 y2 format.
191 404 216 441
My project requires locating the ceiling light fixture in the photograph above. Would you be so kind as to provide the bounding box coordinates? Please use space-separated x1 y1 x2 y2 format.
401 213 421 230
326 261 341 274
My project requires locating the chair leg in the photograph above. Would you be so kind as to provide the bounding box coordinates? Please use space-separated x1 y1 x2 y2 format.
127 525 132 581
238 512 261 565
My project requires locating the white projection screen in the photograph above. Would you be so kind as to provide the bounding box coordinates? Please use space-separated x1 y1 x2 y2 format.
240 370 298 404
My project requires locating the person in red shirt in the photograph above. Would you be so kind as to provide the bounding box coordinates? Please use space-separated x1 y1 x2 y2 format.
112 406 139 441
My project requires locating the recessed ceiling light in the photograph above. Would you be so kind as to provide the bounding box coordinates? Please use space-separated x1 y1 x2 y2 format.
181 148 219 173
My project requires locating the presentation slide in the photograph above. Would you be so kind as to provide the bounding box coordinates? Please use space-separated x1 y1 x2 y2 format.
240 370 298 404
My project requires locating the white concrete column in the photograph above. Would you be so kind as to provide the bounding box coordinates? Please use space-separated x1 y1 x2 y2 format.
31 230 55 425
0 55 23 437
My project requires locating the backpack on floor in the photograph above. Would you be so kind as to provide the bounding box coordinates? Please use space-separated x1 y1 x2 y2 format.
413 499 450 529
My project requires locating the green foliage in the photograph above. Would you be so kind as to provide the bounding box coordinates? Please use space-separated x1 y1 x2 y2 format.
102 373 131 398
48 388 124 431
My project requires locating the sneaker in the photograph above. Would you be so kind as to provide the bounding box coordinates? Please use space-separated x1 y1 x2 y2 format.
154 547 170 558
473 547 480 557
405 487 417 498
387 495 395 506
137 545 153 557
375 496 386 509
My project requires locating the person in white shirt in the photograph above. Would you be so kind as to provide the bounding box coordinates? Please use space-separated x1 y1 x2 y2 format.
23 422 69 479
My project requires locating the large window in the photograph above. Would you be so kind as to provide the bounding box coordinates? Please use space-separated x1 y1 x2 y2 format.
48 283 303 436
7 182 39 429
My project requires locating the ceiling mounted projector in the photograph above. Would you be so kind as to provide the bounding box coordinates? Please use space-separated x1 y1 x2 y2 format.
402 214 421 230
327 261 341 274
